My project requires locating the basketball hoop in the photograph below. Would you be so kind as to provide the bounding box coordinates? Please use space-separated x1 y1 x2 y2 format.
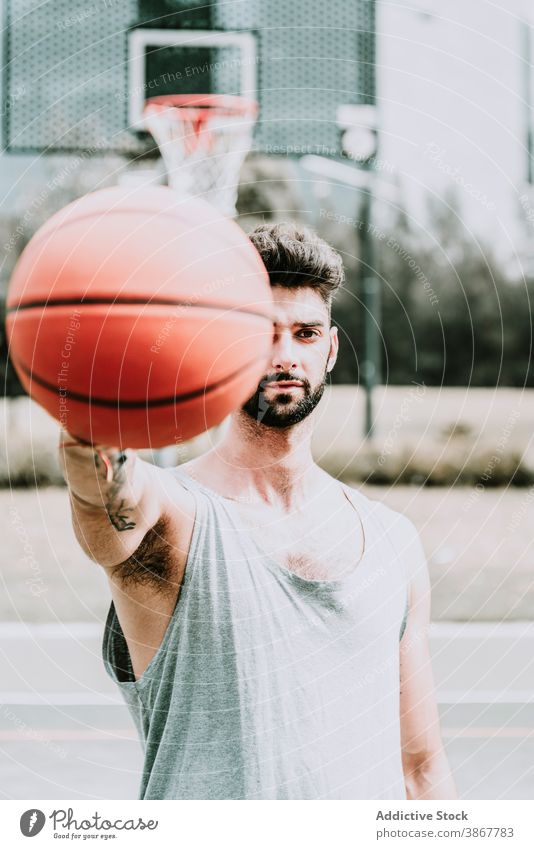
143 94 258 217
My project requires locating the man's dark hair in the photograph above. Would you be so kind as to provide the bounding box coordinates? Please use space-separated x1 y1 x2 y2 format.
249 222 344 310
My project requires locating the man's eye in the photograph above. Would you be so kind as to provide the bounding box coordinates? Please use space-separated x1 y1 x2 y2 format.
297 329 318 339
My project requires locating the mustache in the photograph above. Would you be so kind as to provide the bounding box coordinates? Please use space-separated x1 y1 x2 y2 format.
259 372 309 387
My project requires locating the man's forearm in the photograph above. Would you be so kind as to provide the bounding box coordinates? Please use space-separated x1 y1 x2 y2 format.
404 749 458 800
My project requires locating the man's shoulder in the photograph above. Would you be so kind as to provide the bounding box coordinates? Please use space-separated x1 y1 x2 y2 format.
341 482 420 546
342 483 428 588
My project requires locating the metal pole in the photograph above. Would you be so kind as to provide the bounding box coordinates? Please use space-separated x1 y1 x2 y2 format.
359 159 380 438
521 15 534 185
361 0 379 438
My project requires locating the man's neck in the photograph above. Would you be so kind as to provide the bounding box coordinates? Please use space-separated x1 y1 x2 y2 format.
195 410 323 510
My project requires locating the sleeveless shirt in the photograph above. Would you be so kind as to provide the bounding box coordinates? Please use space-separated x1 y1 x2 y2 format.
102 467 411 800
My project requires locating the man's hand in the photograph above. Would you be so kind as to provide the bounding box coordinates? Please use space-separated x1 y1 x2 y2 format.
58 428 137 523
59 428 162 567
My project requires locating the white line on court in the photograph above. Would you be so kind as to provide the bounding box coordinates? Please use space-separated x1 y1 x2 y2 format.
0 692 123 705
1 691 533 706
429 622 534 639
438 690 534 704
1 622 533 640
0 729 138 741
0 728 531 742
1 624 533 705
0 623 103 639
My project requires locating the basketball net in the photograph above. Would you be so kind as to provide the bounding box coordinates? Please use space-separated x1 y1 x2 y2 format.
143 94 258 217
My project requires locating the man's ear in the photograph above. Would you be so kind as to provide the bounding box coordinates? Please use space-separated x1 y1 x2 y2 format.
327 326 339 373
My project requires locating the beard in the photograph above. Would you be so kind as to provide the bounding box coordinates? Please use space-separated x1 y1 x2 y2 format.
241 367 328 429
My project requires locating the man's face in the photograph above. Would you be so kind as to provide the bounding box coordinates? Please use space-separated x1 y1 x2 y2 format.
242 286 339 429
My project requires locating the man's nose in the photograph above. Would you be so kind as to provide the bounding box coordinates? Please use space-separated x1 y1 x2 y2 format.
271 331 298 371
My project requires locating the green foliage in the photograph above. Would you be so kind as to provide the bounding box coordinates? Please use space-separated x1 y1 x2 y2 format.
330 192 534 387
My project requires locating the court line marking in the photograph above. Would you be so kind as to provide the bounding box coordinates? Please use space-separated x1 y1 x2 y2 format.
1 622 533 639
1 691 533 706
0 729 138 741
429 622 534 639
1 626 532 704
0 692 123 705
438 690 534 704
442 728 534 739
0 623 103 639
0 727 533 742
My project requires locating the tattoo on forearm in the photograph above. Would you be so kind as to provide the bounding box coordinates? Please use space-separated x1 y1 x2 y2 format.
95 450 137 532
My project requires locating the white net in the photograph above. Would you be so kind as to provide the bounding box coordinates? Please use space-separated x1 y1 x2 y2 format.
143 95 258 217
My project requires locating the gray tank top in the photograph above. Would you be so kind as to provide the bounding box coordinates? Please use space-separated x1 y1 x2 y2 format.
103 467 410 800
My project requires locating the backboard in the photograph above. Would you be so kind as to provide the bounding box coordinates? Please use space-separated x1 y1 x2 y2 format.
2 0 375 157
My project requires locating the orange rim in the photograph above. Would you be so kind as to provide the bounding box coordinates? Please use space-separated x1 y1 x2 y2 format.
144 94 258 121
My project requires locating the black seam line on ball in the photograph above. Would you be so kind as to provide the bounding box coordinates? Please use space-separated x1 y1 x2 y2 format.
15 357 264 408
6 297 272 322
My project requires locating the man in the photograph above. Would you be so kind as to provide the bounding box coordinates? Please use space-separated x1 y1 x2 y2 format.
60 222 456 800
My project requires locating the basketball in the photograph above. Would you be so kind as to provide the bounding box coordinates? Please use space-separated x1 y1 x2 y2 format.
5 185 274 448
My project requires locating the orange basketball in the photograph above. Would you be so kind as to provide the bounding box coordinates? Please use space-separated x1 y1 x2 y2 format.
5 186 273 448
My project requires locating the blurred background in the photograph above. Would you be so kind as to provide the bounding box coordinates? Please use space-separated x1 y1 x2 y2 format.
1 0 533 800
